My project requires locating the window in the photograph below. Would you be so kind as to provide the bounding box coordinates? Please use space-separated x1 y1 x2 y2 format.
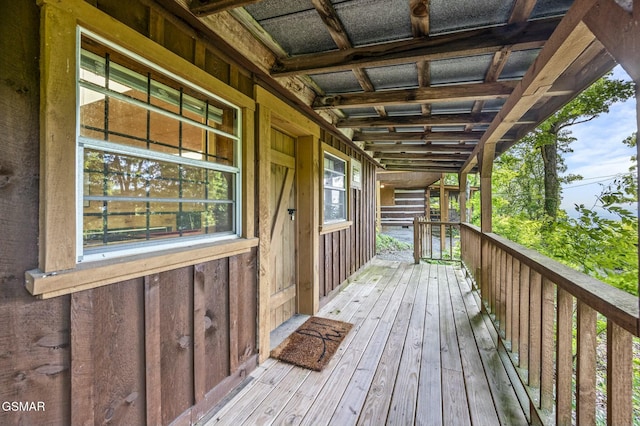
323 151 347 223
77 30 241 261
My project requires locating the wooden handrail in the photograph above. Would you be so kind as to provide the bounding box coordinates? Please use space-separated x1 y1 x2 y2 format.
459 223 639 425
461 223 639 335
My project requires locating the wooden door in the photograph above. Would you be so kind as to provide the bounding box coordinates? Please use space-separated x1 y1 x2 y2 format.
269 129 297 330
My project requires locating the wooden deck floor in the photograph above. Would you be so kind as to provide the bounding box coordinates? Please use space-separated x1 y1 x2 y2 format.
200 259 528 426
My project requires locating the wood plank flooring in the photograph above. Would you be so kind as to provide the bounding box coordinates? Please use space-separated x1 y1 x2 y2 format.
200 259 528 426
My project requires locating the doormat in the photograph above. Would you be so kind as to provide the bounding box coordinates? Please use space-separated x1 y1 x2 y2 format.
271 316 353 371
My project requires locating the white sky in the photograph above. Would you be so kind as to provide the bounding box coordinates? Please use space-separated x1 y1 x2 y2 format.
560 66 637 218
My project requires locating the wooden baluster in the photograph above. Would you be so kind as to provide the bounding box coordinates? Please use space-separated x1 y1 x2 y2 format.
606 321 632 426
499 249 507 337
518 264 530 371
576 301 597 425
556 288 574 426
511 258 521 354
528 269 542 394
505 253 513 343
540 277 555 411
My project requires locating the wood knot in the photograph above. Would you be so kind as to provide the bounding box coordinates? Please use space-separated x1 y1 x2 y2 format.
204 315 213 330
125 392 138 404
35 364 67 376
177 335 191 349
411 1 428 17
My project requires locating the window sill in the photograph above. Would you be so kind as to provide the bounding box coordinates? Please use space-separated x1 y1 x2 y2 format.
25 237 259 299
320 221 353 235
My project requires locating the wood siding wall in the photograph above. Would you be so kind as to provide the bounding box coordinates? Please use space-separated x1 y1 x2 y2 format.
0 2 258 425
319 131 377 299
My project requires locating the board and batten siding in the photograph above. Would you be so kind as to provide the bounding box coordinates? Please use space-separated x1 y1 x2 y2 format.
319 130 378 300
0 1 258 425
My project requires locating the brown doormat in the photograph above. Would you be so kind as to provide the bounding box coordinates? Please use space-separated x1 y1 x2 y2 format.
271 316 353 371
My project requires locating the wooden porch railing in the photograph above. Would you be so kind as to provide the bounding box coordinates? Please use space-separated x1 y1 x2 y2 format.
413 217 460 263
460 223 640 425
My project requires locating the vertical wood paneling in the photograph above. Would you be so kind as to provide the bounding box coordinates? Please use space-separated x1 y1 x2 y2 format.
229 256 240 372
235 250 258 367
144 274 162 426
194 264 207 403
204 259 231 389
71 292 95 426
159 268 194 424
93 279 146 425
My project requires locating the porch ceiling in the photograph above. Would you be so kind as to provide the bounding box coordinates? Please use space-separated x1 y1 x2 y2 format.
175 0 618 174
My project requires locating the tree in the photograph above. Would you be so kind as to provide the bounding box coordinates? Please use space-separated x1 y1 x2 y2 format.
525 75 635 220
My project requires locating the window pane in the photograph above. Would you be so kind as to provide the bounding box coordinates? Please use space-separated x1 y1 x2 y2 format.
83 149 235 249
324 188 346 222
79 34 241 258
323 152 348 223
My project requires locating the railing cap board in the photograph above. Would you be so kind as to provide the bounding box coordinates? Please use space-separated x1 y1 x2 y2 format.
460 223 639 336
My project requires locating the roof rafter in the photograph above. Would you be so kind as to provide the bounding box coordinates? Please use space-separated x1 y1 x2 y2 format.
462 0 601 174
271 18 560 77
189 0 262 16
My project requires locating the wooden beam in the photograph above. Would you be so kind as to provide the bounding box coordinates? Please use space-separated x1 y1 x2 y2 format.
189 0 263 16
337 113 497 128
355 131 481 142
509 0 538 23
582 0 640 81
462 0 600 174
374 153 470 161
272 18 560 76
410 0 430 37
314 81 518 110
366 143 476 153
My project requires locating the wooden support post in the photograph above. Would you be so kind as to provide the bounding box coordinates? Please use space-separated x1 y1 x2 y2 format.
540 277 555 411
256 103 272 363
459 172 467 223
297 135 320 315
439 174 446 254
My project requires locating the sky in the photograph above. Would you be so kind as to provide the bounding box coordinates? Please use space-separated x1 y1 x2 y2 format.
559 66 637 218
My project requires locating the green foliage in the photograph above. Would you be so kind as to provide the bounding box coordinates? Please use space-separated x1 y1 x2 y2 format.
376 233 410 253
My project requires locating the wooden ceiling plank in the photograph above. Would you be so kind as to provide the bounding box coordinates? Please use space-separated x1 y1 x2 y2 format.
462 0 600 174
271 18 560 76
314 81 518 109
189 0 262 16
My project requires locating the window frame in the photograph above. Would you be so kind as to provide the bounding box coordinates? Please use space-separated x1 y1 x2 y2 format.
321 144 353 234
76 28 242 263
27 0 257 298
